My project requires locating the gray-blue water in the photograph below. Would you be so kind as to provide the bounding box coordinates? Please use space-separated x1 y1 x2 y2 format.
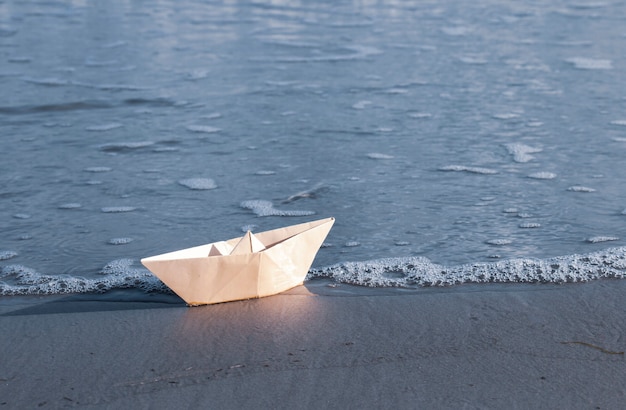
1 0 626 296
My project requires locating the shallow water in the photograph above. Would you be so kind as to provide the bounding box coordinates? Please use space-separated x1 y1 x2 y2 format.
1 0 626 296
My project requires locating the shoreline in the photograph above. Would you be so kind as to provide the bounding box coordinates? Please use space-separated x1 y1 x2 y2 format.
1 279 625 408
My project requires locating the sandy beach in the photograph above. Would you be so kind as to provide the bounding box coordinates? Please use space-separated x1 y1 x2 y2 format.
1 279 624 409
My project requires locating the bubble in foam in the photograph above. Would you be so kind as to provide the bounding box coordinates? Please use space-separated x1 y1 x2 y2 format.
528 172 556 180
367 153 394 159
101 206 137 213
439 165 498 175
240 200 315 217
565 57 612 70
0 251 18 261
185 125 221 133
178 178 217 190
567 186 596 193
108 237 134 245
85 123 123 132
586 236 619 243
504 143 542 163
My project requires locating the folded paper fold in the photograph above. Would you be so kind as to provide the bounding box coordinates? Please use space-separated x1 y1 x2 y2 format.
141 217 334 306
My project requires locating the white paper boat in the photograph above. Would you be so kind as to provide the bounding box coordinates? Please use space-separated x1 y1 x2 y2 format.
141 217 334 306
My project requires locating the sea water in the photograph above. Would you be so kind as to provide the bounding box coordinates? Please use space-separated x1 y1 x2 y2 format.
1 0 626 297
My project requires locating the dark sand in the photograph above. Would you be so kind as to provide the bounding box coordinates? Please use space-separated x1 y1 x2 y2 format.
1 280 625 409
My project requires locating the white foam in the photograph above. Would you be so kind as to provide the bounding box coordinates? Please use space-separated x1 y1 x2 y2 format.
185 125 222 133
565 57 612 70
255 170 276 176
367 153 394 159
486 239 513 246
408 112 432 119
0 251 18 261
101 206 137 213
352 100 372 109
504 143 542 163
58 203 82 209
519 222 541 228
587 236 619 243
439 165 498 175
185 69 210 80
309 247 626 288
493 113 521 120
610 120 626 126
240 200 315 217
108 237 134 245
567 186 596 193
0 260 166 296
528 172 557 180
344 241 360 247
178 178 217 190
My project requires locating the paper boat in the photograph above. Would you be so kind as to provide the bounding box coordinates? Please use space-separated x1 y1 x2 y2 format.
141 217 334 306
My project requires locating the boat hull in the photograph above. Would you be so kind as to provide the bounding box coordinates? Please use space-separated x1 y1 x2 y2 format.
141 217 334 305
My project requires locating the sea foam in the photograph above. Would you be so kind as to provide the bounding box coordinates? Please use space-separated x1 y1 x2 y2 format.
309 247 626 288
240 200 315 217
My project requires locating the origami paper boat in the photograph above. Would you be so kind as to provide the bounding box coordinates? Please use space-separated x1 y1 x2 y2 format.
141 217 334 306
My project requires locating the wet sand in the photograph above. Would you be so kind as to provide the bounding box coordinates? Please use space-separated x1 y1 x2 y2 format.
1 280 625 409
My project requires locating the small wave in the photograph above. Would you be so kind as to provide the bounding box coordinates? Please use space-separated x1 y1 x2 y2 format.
108 238 134 245
352 100 372 110
504 143 542 163
310 247 626 288
367 153 394 159
528 172 556 180
185 125 222 133
178 178 217 190
565 57 612 70
101 206 137 213
439 165 498 175
0 260 166 296
84 167 112 173
99 141 155 152
610 120 626 126
485 239 513 246
567 186 596 193
587 236 619 243
240 200 315 217
58 203 82 210
0 251 18 261
85 123 123 132
519 222 541 228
